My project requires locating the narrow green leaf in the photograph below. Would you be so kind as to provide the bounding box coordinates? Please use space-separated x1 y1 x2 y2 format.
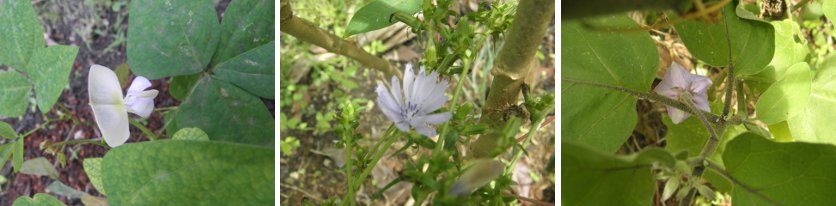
212 0 274 65
0 144 13 169
127 0 220 79
755 62 811 125
562 14 658 153
171 128 209 141
344 0 423 36
11 194 66 206
115 63 131 89
83 158 106 195
20 157 59 179
175 77 274 145
213 41 275 99
13 140 24 172
0 70 32 117
46 181 88 199
102 140 274 205
562 141 660 205
0 121 16 139
724 133 836 205
676 3 775 77
0 0 45 70
25 45 79 113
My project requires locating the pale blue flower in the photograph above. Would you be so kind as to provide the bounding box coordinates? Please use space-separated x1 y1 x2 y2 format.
376 64 452 137
654 62 712 124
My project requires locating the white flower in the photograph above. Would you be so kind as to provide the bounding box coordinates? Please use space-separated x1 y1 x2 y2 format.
88 64 159 147
654 62 712 124
376 64 452 137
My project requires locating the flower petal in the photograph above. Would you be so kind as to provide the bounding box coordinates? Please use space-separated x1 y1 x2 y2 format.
668 106 691 124
413 124 437 137
88 65 124 105
389 76 403 107
423 112 452 125
127 76 153 96
692 94 711 113
403 64 415 106
376 83 406 127
88 64 129 147
90 104 130 147
125 90 159 118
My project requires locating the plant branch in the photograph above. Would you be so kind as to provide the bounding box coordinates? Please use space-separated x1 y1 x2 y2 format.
721 8 735 118
279 0 402 78
472 0 554 158
342 124 397 205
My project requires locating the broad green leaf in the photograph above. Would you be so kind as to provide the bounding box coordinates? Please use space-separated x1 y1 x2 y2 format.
0 121 16 139
562 141 663 206
768 121 793 142
175 77 274 145
168 73 201 101
171 128 209 141
0 0 45 70
102 140 274 205
212 0 274 65
724 133 836 205
25 45 79 113
561 14 658 153
83 158 106 195
755 62 811 125
80 195 107 206
0 71 31 117
662 116 747 167
787 55 836 145
747 19 810 93
823 0 836 21
46 181 88 199
676 3 775 77
213 41 275 99
344 0 423 36
19 157 59 179
127 0 220 79
11 194 66 206
13 140 23 172
163 110 179 138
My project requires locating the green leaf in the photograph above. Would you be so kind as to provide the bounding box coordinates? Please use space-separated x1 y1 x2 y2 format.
662 116 747 166
168 73 201 101
724 133 836 205
747 19 810 92
46 181 88 199
676 3 775 77
0 121 16 139
212 41 275 99
562 141 661 206
0 70 32 117
561 14 658 153
0 0 45 70
787 55 836 145
344 0 423 36
212 0 274 65
115 63 131 89
102 140 274 205
80 195 107 206
823 0 836 21
25 45 79 113
175 77 274 145
11 193 66 206
171 128 209 141
83 158 106 195
163 110 179 138
13 140 23 172
127 0 220 79
755 62 812 125
19 157 59 179
0 144 13 170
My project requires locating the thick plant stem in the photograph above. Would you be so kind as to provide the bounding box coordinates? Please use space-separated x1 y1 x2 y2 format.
471 0 554 158
279 0 402 78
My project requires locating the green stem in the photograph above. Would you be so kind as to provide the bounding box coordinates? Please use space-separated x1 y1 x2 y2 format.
19 117 65 138
721 8 735 119
153 106 177 112
344 131 355 206
435 54 472 156
342 124 397 205
129 118 159 141
505 118 543 175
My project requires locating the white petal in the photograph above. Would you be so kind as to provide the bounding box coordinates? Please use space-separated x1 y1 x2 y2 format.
376 83 405 125
127 76 153 96
668 106 690 124
403 64 415 106
389 76 403 107
91 104 130 147
125 90 158 118
88 64 130 147
88 65 124 105
413 124 437 137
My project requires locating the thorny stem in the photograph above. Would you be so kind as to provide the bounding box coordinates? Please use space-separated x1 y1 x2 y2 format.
721 8 735 119
561 78 721 123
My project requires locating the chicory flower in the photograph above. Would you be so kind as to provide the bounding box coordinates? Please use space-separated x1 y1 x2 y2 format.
654 62 712 124
88 64 158 147
376 64 452 137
